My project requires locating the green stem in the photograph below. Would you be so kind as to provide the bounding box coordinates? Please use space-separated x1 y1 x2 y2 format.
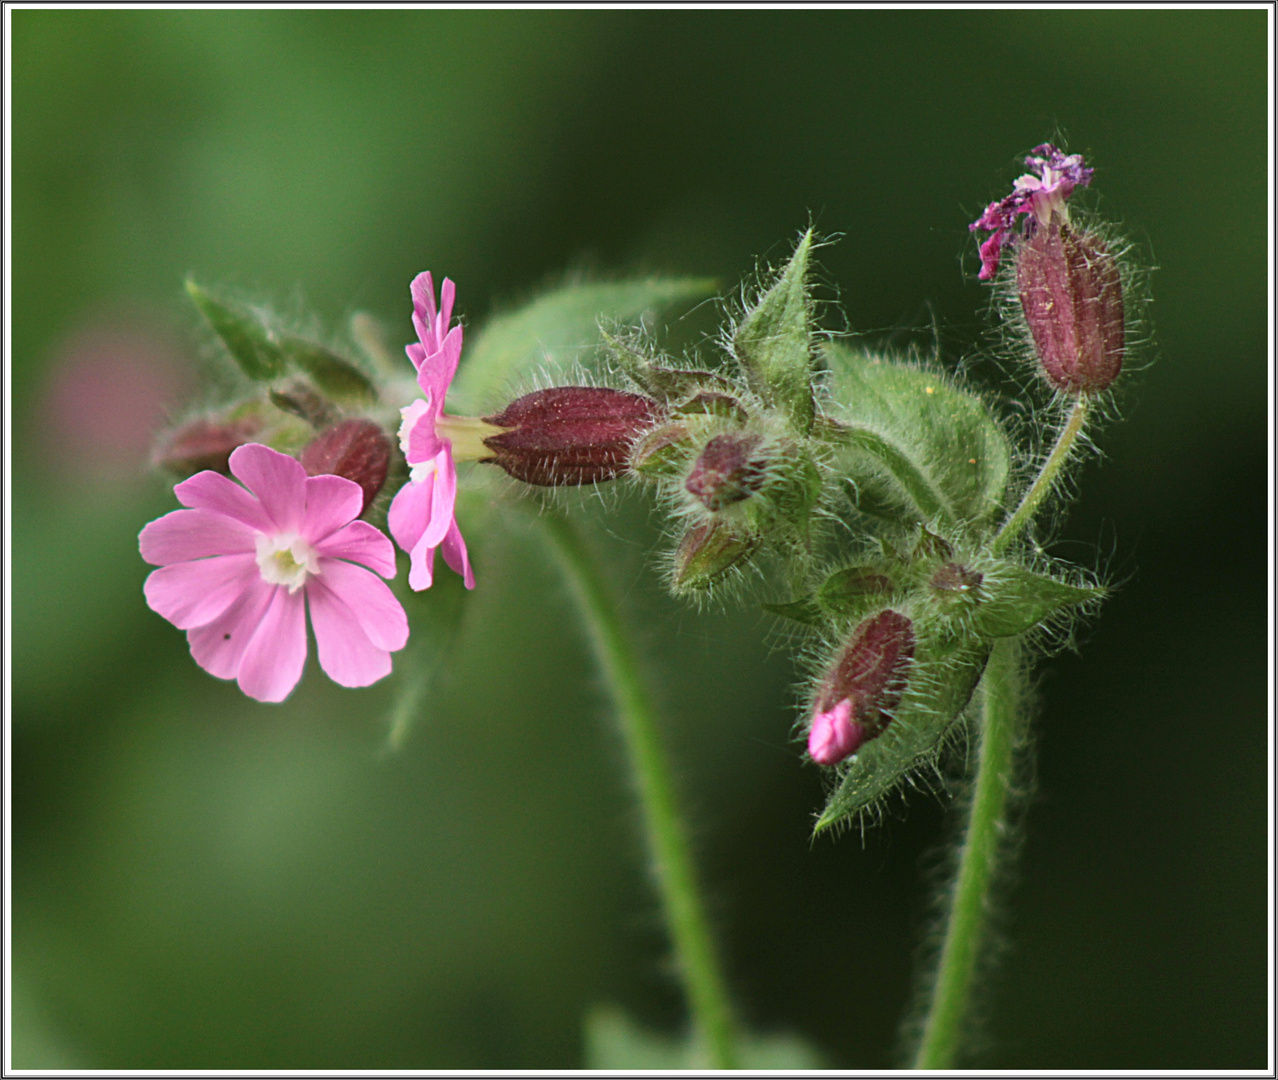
992 396 1090 555
912 637 1023 1069
539 513 741 1069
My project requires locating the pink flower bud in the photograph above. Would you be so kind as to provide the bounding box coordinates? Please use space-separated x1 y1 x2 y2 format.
153 415 264 477
1016 223 1125 394
300 419 391 514
481 387 658 486
684 432 767 512
930 562 983 594
809 610 916 766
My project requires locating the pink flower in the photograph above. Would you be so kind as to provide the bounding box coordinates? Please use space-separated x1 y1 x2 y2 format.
969 143 1094 280
388 272 475 591
140 443 409 702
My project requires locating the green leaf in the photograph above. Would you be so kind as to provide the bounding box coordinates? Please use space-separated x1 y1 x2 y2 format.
278 336 377 402
583 1006 825 1070
732 229 816 433
760 596 825 626
448 277 716 415
185 279 286 381
815 632 990 832
823 343 1013 530
974 563 1103 639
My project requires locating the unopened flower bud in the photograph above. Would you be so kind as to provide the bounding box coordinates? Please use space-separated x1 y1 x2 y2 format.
1017 223 1125 394
809 610 915 766
672 520 760 591
685 432 767 512
300 419 391 514
153 414 264 477
482 387 657 486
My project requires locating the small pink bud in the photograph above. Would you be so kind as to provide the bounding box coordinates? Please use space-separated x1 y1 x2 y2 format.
684 432 767 512
809 610 916 766
482 387 658 486
1016 223 1125 394
300 419 391 514
153 415 264 477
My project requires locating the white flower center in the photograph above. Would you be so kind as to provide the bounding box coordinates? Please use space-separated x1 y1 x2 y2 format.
255 533 320 593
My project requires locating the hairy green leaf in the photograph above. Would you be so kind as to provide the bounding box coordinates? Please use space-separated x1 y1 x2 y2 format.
974 563 1102 639
449 277 716 415
186 280 286 381
823 343 1013 530
278 336 377 403
732 229 816 433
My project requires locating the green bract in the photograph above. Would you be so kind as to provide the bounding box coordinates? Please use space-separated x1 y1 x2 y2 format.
732 229 817 434
822 343 1012 530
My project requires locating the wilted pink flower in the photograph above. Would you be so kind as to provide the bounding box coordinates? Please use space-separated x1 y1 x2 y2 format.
970 143 1094 280
140 443 409 702
388 272 477 591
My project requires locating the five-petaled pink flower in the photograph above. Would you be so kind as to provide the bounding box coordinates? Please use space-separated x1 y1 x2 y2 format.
140 443 409 702
970 144 1094 281
388 272 476 591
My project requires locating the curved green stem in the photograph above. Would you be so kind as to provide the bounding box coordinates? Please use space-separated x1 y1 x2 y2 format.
993 396 1089 555
539 513 741 1069
912 637 1023 1069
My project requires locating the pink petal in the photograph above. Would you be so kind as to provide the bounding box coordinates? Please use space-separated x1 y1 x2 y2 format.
422 452 458 550
143 553 259 630
235 586 307 702
229 444 307 534
439 518 475 590
301 473 362 545
314 520 398 578
314 559 408 651
405 400 444 464
411 271 439 351
415 325 463 402
387 471 435 554
140 508 258 566
307 577 393 688
406 341 427 372
173 469 274 533
187 576 276 680
437 277 456 341
407 535 437 591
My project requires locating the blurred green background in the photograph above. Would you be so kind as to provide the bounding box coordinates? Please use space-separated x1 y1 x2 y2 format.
10 9 1268 1069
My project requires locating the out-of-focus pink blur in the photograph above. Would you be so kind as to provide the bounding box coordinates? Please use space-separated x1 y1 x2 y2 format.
36 319 195 484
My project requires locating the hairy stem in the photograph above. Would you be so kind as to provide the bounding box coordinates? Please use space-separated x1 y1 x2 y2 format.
911 637 1023 1069
993 396 1090 555
539 513 741 1069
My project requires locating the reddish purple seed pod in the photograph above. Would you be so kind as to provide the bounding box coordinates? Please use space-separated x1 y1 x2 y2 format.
808 610 916 766
482 387 658 486
684 432 767 512
153 415 263 477
300 418 391 515
1016 223 1125 394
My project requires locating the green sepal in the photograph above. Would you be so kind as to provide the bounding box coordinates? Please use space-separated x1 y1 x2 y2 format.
732 229 816 434
277 336 377 403
267 384 335 428
672 391 749 424
600 329 734 402
817 564 902 614
814 631 991 833
449 278 716 415
973 564 1103 639
186 279 286 381
823 343 1013 530
760 596 825 626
